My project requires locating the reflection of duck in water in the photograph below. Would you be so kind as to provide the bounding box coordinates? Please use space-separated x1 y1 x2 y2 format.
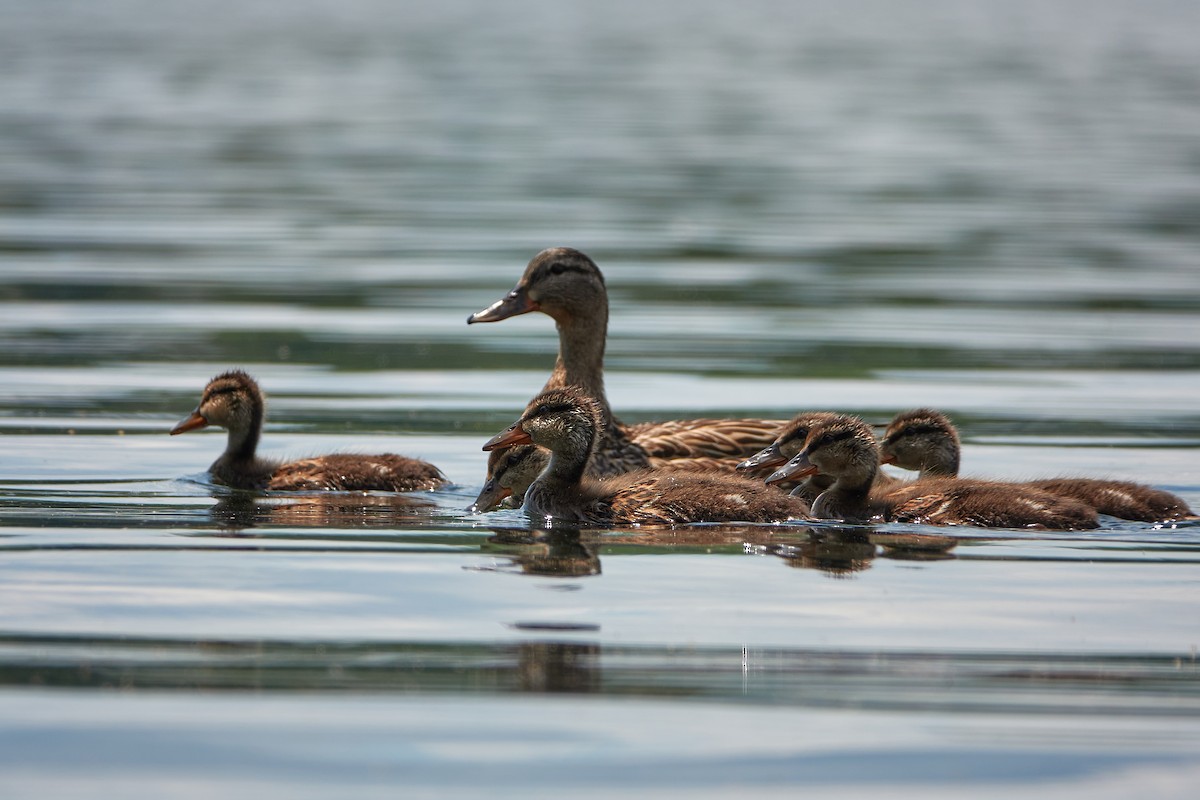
171 370 446 492
768 414 1099 530
210 493 436 531
486 528 601 577
468 247 788 478
879 408 1196 523
775 528 877 577
483 387 809 526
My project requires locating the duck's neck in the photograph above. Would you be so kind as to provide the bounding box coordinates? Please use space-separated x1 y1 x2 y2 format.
524 425 596 519
920 446 959 480
211 401 265 478
543 305 610 413
812 464 875 522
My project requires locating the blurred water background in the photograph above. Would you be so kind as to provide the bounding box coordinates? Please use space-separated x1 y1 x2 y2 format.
2 0 1200 797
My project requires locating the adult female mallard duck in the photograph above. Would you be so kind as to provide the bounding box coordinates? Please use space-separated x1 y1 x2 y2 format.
481 387 809 526
467 247 787 475
171 370 446 492
767 414 1099 530
880 408 1194 523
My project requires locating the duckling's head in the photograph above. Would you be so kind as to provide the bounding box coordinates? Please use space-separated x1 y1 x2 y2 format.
767 415 879 487
483 387 602 464
467 247 606 326
738 411 844 470
469 444 549 513
170 369 264 436
879 408 959 476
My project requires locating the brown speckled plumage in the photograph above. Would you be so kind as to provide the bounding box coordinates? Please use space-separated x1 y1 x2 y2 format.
171 370 446 493
881 408 1194 523
482 387 809 526
770 415 1099 530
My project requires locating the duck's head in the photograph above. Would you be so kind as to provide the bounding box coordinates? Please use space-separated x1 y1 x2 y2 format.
469 444 549 513
738 411 844 471
467 247 606 326
879 408 959 475
766 415 879 487
170 369 263 436
483 387 602 462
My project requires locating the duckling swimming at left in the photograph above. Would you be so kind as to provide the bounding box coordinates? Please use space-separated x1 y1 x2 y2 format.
171 370 446 492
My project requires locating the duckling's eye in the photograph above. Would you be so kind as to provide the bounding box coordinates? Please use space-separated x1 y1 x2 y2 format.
549 263 566 275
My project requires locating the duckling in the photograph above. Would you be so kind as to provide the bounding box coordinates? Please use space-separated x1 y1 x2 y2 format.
482 387 809 526
738 410 901 502
470 443 771 513
880 408 1194 523
170 370 446 492
467 247 787 474
470 444 543 513
768 415 1099 530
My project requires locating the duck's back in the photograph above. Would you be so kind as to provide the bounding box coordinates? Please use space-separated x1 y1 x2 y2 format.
268 454 446 493
1025 478 1192 522
595 469 809 526
879 478 1099 530
626 417 786 460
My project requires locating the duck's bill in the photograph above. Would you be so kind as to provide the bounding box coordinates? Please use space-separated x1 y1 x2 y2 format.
170 410 209 435
483 425 533 451
469 480 513 514
765 452 819 485
737 442 786 471
467 286 538 324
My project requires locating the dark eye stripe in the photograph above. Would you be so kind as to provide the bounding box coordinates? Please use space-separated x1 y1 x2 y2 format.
545 262 592 278
529 400 578 419
884 422 948 444
812 428 857 450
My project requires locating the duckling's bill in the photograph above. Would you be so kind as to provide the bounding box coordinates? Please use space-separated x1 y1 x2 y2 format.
170 410 209 435
766 452 819 485
483 424 533 451
469 479 512 513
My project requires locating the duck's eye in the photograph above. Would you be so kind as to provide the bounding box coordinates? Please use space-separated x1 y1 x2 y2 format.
549 263 566 275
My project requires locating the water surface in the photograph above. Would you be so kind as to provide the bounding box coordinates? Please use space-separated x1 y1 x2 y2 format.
2 0 1200 797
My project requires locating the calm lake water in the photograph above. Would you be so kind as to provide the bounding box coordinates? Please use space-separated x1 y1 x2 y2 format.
2 0 1200 797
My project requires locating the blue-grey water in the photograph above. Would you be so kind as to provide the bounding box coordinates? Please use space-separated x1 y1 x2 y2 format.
2 0 1200 797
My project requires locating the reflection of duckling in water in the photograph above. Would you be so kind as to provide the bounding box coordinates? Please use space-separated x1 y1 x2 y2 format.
482 387 810 526
468 247 788 476
768 415 1099 530
171 370 446 492
210 493 436 531
774 528 877 577
880 408 1195 523
486 528 602 577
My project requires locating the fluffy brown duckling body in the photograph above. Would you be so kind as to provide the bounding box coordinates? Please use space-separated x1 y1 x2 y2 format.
470 443 760 513
482 387 809 526
880 408 1194 523
171 370 446 492
769 415 1099 530
467 247 787 475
